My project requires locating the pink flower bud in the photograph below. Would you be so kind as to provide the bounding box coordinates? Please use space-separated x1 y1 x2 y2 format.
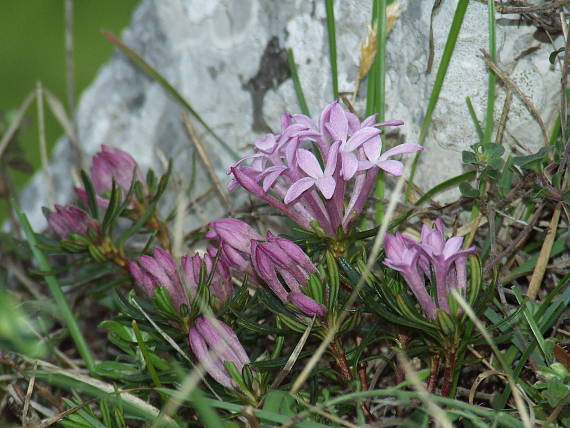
91 145 143 195
45 205 93 238
288 292 326 317
188 316 250 388
206 218 263 254
131 248 189 311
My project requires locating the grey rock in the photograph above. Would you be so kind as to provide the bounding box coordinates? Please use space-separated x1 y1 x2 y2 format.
19 0 562 231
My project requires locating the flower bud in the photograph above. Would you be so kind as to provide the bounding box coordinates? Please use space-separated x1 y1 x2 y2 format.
91 145 143 195
188 316 250 388
288 291 326 317
45 205 94 239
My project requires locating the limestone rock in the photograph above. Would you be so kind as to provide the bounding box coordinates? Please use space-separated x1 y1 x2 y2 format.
19 0 562 231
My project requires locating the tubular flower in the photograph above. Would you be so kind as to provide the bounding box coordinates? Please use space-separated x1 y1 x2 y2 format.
205 218 264 279
251 232 325 317
128 247 234 311
228 100 421 237
181 248 234 304
45 205 96 238
383 219 477 318
188 316 250 388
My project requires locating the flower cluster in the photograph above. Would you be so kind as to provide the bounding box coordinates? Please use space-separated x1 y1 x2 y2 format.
228 100 422 238
207 219 326 317
383 218 476 319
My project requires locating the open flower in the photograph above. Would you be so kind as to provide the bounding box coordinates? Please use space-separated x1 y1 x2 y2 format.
188 316 250 388
360 141 423 176
228 100 420 238
417 219 476 312
284 142 339 203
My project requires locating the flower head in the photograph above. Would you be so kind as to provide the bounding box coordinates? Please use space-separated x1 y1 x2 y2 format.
228 100 420 237
383 219 477 318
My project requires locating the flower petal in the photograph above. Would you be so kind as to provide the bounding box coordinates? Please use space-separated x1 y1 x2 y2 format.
376 159 404 176
343 127 380 152
324 141 340 176
316 175 336 199
379 143 423 160
327 101 348 141
341 151 359 180
363 139 381 162
297 148 323 178
284 177 315 204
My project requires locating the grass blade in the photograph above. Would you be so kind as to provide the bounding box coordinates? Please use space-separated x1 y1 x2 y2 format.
102 30 239 160
287 48 311 116
466 96 484 143
484 0 497 143
15 205 96 373
325 0 339 99
408 0 469 196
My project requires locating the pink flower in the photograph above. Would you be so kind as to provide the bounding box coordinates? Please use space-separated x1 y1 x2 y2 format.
383 219 477 318
129 248 189 310
129 247 234 311
417 219 476 312
284 142 339 203
228 100 418 237
181 249 234 304
360 141 423 177
384 232 437 319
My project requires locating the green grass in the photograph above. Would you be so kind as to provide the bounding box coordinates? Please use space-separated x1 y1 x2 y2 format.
0 0 139 222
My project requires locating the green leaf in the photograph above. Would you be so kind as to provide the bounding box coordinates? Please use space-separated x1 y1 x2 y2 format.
16 207 96 373
99 320 137 342
459 182 479 198
549 47 565 64
80 169 100 220
286 48 311 116
324 0 339 99
93 361 138 379
263 390 297 416
465 96 484 143
462 150 477 164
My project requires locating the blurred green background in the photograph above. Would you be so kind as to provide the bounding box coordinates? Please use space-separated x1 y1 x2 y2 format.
0 0 139 223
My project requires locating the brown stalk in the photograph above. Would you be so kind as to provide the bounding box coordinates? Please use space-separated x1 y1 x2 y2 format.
484 203 544 272
496 0 570 14
182 111 235 216
481 49 549 146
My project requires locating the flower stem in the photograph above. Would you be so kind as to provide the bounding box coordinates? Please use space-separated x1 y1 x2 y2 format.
441 349 457 397
330 339 353 383
427 354 441 393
